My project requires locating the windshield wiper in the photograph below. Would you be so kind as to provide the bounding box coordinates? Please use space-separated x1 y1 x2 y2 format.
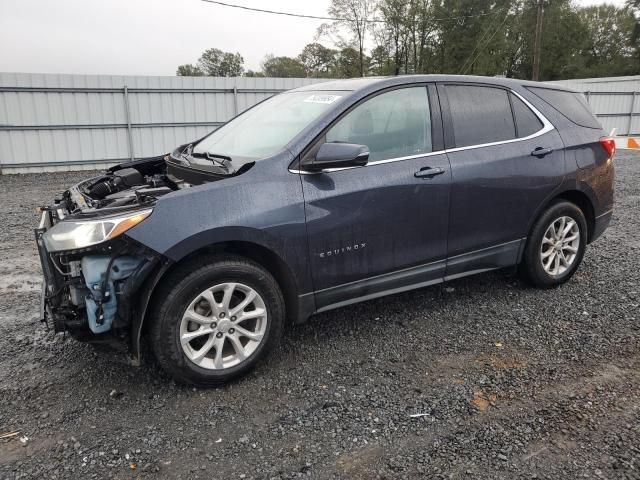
191 152 236 174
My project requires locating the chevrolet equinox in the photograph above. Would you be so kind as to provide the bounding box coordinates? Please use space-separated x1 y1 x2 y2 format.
35 76 615 385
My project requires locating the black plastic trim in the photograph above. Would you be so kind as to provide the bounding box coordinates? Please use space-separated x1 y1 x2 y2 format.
315 260 446 312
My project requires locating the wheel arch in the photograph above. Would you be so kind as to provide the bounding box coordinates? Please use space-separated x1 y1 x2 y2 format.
130 240 307 364
554 190 595 242
527 188 596 245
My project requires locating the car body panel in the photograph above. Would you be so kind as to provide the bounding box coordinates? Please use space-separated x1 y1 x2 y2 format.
125 154 315 294
302 151 451 308
443 127 566 256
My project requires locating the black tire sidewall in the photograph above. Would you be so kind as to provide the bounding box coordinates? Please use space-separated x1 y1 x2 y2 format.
523 201 587 287
149 257 284 386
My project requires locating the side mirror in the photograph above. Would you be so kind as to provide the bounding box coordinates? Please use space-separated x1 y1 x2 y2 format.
301 142 369 172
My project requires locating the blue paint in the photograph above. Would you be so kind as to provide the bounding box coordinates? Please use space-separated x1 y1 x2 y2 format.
81 256 144 334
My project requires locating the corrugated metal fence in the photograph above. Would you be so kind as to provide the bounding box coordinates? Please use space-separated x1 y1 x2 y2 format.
0 73 329 173
0 73 638 173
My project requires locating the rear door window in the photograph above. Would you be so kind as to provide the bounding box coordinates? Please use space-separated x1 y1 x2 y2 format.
444 85 516 147
526 87 601 129
510 93 544 137
326 87 432 161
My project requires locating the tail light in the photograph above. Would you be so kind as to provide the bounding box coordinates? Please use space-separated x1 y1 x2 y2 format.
599 137 616 158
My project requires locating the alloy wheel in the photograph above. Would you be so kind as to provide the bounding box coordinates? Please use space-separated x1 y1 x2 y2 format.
540 216 580 277
179 282 267 370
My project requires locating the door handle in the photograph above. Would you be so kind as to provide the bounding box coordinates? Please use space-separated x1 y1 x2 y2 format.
531 147 553 158
414 166 445 179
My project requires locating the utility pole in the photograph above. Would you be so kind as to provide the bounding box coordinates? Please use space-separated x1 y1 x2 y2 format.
532 0 545 81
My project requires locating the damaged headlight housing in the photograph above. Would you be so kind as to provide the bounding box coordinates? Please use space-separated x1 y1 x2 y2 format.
43 208 152 252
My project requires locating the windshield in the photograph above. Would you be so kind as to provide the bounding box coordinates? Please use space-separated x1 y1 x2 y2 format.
192 91 344 161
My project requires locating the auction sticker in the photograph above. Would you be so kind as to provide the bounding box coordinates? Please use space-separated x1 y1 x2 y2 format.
304 94 342 104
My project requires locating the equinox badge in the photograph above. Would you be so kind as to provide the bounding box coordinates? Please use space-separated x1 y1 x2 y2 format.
319 243 366 258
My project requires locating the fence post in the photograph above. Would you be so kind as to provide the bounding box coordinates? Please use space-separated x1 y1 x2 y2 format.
123 85 135 161
233 85 239 116
628 92 638 137
584 91 590 104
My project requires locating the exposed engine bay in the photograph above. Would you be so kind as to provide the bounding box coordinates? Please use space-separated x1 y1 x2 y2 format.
58 146 253 215
62 156 183 214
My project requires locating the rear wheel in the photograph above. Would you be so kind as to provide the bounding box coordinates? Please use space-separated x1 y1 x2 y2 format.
520 201 587 288
148 255 284 386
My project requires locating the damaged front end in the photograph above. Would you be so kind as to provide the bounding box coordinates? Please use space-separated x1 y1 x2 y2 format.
34 156 176 358
35 147 249 361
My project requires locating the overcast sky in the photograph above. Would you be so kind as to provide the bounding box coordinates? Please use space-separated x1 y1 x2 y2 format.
0 0 629 76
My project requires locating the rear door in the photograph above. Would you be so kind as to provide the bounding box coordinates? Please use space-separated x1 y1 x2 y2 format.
300 85 451 310
439 83 565 278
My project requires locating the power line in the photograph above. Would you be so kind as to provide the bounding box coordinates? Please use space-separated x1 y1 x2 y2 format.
458 7 507 74
200 0 341 21
460 7 511 75
200 0 500 24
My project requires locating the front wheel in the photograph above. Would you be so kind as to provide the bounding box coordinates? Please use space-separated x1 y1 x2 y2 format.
148 255 284 386
520 200 588 288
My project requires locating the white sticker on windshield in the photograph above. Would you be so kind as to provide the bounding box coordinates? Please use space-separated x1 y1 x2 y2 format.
304 94 342 104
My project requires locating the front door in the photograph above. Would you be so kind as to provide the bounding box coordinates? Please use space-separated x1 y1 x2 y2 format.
300 85 451 311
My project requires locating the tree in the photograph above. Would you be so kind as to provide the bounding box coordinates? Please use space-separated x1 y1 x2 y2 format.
429 0 513 76
368 45 394 75
376 0 409 75
196 48 244 77
175 0 640 81
261 55 307 77
176 64 204 76
298 43 338 77
579 5 639 77
319 0 376 77
244 70 265 77
535 0 588 80
333 47 366 78
629 0 640 51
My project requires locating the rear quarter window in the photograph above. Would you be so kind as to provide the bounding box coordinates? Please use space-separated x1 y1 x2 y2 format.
526 86 602 130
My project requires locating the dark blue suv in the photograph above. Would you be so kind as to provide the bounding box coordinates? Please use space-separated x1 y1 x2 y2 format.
36 75 615 385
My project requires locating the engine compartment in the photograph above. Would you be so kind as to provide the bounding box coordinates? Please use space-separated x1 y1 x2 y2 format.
66 160 186 214
58 147 251 216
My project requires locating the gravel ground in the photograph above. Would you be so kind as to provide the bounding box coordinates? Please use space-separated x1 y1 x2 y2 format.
0 151 639 480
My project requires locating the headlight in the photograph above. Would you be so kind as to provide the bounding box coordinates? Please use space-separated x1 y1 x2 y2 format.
43 209 152 252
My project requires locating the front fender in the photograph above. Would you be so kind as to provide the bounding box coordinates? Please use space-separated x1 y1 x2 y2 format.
164 226 288 263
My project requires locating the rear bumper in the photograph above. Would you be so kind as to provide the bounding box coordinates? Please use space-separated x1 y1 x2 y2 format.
590 209 613 243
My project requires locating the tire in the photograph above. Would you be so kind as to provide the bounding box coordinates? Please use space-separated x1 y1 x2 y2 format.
148 254 284 386
520 200 587 288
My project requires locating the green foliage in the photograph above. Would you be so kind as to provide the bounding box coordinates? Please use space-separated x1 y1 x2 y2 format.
628 0 640 48
244 70 265 77
577 5 638 77
261 55 307 78
177 0 640 80
196 48 244 77
320 0 377 76
298 43 338 77
176 64 204 77
369 0 640 80
333 47 368 77
368 45 395 75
